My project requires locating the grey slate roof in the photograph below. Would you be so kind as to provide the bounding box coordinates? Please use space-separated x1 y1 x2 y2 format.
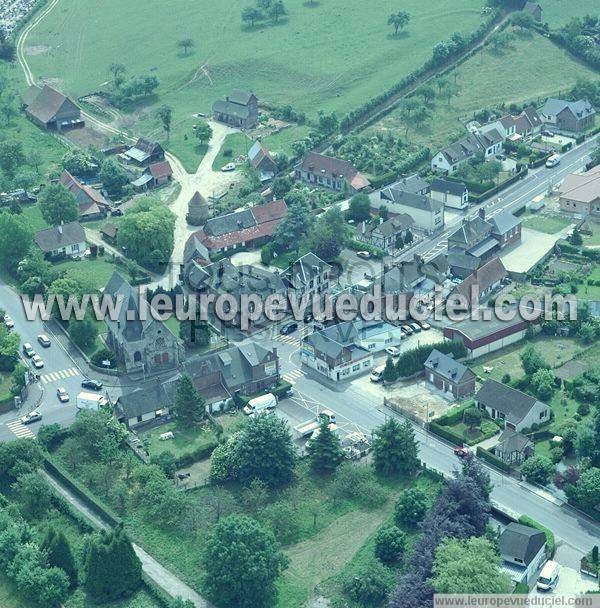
229 90 256 106
496 429 532 455
499 523 546 565
380 188 442 213
424 349 474 383
117 376 179 419
438 134 485 165
448 216 491 247
430 178 467 197
447 251 481 273
289 253 331 288
475 380 545 426
386 174 430 195
541 98 595 120
382 260 424 294
213 99 251 120
34 221 86 252
204 208 256 236
490 210 521 236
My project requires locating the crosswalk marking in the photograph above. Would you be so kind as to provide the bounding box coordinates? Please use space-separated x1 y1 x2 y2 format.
282 369 305 384
40 367 80 384
275 334 301 346
6 420 35 439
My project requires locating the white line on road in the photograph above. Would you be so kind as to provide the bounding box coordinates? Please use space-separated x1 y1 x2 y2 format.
6 420 35 439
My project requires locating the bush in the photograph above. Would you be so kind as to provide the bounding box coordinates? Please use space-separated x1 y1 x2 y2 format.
343 561 395 606
374 525 405 564
394 487 428 527
331 464 387 508
521 455 554 485
91 347 116 367
518 515 555 556
578 403 590 417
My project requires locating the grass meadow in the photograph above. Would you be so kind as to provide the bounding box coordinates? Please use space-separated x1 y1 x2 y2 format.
370 30 598 150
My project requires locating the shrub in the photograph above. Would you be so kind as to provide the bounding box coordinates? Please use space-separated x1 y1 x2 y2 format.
374 525 405 564
331 464 387 508
343 561 395 606
394 487 428 527
578 403 590 416
521 455 554 485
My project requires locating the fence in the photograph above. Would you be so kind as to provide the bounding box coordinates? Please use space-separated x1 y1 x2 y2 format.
382 397 426 428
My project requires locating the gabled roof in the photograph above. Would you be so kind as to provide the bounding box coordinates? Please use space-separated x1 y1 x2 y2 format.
380 187 442 213
59 170 108 211
559 165 600 204
34 221 86 252
289 252 331 287
213 100 250 120
117 376 179 419
489 210 521 236
430 178 467 197
358 215 414 239
475 380 545 425
299 152 365 183
499 523 546 565
228 90 256 106
438 134 485 165
424 349 474 384
148 160 173 179
478 128 503 148
24 85 80 124
448 215 491 247
452 257 506 300
387 174 430 195
496 429 532 455
382 260 424 294
101 222 118 239
541 98 596 120
248 141 276 170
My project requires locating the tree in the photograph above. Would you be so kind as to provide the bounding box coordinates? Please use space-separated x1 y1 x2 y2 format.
41 528 78 588
172 374 205 424
38 184 79 227
571 228 583 246
195 121 213 146
108 63 126 88
463 407 482 432
302 208 346 262
431 536 511 594
0 323 19 372
382 356 398 383
242 7 263 28
68 314 98 350
177 38 195 56
394 487 428 527
0 211 33 271
398 97 420 137
395 234 404 250
567 468 600 510
306 418 344 473
521 455 554 485
530 368 556 401
203 514 289 608
12 472 52 517
156 105 172 142
273 200 312 253
260 244 272 265
84 526 142 602
372 418 419 477
374 525 405 564
271 176 293 199
404 228 413 244
511 11 535 31
150 451 177 478
388 11 410 36
268 0 286 23
520 345 549 376
99 158 130 198
347 193 371 223
0 140 26 177
62 149 95 175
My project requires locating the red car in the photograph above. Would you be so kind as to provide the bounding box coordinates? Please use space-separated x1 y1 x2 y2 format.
453 446 471 458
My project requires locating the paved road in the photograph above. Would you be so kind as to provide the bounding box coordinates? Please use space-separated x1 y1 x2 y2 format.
44 471 211 608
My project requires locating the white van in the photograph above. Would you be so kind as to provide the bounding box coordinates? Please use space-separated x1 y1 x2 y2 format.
243 393 277 416
545 154 561 168
536 560 559 591
370 365 385 383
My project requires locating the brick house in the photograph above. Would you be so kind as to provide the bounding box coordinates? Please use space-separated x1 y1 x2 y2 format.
213 90 259 129
540 98 596 133
424 349 476 398
558 165 600 216
295 152 370 194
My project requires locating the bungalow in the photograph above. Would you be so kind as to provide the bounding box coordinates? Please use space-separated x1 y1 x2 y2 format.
295 152 370 194
424 349 476 399
59 170 108 220
429 178 468 209
494 429 534 465
23 85 84 132
558 165 600 216
122 138 165 167
188 198 287 254
132 160 173 190
356 215 414 252
115 377 179 429
499 523 547 586
301 320 404 382
443 315 529 359
34 222 86 259
540 98 596 133
248 141 277 181
475 379 550 432
213 90 259 129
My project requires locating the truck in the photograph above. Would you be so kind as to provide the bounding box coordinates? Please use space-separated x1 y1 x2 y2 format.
76 391 108 411
294 410 336 438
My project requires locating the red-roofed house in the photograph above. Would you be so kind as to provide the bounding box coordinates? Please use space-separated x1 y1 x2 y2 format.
132 160 173 190
59 170 108 220
295 152 369 194
187 199 288 254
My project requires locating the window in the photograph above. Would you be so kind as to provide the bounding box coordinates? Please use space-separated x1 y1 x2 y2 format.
368 343 376 349
352 364 360 372
133 351 142 363
514 558 523 564
540 410 547 419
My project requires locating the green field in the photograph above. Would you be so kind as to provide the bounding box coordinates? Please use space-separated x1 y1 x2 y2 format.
26 0 486 127
538 0 599 28
370 30 598 149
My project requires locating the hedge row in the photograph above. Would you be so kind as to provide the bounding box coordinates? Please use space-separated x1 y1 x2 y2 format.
428 421 464 446
518 515 555 557
43 455 122 528
173 439 219 469
436 403 471 426
476 446 511 473
347 239 385 259
467 168 528 204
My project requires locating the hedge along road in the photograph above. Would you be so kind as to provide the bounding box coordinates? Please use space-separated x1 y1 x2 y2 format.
16 0 241 290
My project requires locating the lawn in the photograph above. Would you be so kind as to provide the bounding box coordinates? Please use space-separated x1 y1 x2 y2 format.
521 211 573 235
21 204 50 232
26 0 486 127
0 372 13 403
370 30 598 150
54 256 122 291
212 132 254 170
537 0 599 28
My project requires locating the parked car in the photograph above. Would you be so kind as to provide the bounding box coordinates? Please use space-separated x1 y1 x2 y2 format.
401 325 413 336
495 154 506 161
4 316 14 329
356 251 371 260
221 162 236 172
536 560 559 591
31 354 44 369
370 365 385 383
303 312 313 323
453 445 471 458
385 346 400 358
111 208 123 216
56 387 69 402
280 322 298 335
545 154 561 168
22 343 35 358
37 334 51 347
418 321 431 330
541 130 555 138
81 378 103 391
21 411 42 425
409 322 421 333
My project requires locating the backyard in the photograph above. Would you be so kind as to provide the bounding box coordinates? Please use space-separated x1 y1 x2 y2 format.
521 210 573 235
369 30 598 150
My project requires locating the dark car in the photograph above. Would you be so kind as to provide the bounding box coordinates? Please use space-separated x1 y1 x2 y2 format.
111 208 123 217
303 312 313 324
280 322 298 335
81 378 103 391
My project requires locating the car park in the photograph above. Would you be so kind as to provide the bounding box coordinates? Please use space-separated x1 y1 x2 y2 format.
385 346 400 357
22 343 35 358
37 334 51 347
56 387 69 402
81 378 103 391
31 354 44 369
21 411 42 425
280 322 298 335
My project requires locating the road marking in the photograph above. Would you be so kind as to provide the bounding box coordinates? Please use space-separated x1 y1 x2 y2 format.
40 367 80 384
282 369 305 384
6 420 35 439
274 335 301 346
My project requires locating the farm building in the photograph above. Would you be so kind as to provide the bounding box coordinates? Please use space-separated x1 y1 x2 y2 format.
212 90 259 129
132 160 173 190
23 85 84 131
248 141 277 181
122 138 165 167
59 170 109 220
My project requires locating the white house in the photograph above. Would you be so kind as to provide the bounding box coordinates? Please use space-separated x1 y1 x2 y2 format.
499 523 547 586
34 222 87 259
429 178 469 209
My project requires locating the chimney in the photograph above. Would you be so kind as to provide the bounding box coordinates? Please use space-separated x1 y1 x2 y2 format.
379 217 384 225
478 208 486 220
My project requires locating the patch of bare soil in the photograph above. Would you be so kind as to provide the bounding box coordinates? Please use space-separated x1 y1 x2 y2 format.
25 45 50 55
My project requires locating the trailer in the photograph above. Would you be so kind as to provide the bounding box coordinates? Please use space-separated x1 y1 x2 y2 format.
294 410 336 438
76 391 107 411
